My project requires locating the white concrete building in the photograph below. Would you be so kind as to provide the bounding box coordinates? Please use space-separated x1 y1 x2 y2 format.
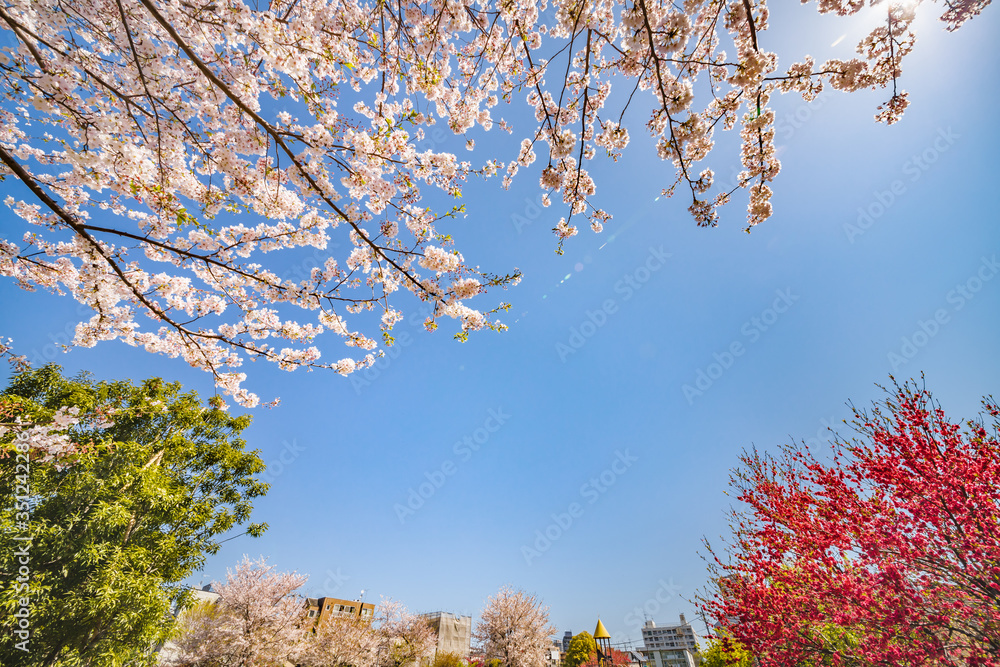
545 642 562 667
639 616 699 667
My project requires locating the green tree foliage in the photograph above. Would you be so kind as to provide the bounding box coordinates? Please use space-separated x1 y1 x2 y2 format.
563 632 595 667
431 652 468 667
699 636 753 667
0 365 268 666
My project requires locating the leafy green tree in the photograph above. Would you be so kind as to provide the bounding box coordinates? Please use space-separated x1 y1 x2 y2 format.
562 632 595 667
430 651 468 667
0 365 268 666
700 635 753 667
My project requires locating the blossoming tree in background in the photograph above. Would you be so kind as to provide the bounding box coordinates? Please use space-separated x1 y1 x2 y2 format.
302 597 436 667
167 570 436 667
702 378 1000 666
300 609 382 667
0 0 989 404
474 586 556 667
165 556 310 666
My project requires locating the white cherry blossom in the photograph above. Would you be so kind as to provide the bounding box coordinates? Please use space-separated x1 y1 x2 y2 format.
0 0 984 404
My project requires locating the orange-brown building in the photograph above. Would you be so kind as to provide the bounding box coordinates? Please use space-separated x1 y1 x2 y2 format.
305 596 375 625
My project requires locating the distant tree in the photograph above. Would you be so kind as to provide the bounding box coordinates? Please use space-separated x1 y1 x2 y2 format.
430 652 469 667
699 636 753 667
562 632 595 667
374 599 436 667
467 658 501 667
703 378 1000 666
300 613 380 667
0 365 267 666
580 647 631 667
164 555 308 666
474 587 556 667
159 601 225 666
298 597 434 667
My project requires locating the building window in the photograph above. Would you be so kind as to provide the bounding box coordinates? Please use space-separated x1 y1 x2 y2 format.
347 606 355 613
309 610 316 617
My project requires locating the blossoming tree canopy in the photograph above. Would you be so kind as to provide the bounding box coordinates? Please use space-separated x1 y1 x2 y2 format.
702 379 1000 666
167 556 311 666
0 0 989 405
474 585 556 667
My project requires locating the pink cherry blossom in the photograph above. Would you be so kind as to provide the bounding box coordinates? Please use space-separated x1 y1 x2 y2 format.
0 0 984 404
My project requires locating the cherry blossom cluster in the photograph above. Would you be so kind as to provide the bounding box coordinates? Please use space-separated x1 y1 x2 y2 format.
0 392 116 463
0 0 985 403
0 337 28 373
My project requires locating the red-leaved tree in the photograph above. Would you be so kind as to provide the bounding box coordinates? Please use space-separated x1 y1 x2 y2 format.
702 378 1000 666
581 647 632 667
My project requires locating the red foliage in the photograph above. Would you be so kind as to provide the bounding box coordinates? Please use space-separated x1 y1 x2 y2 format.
703 379 1000 666
581 648 632 667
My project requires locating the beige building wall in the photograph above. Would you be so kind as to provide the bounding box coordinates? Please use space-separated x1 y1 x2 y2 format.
422 611 473 658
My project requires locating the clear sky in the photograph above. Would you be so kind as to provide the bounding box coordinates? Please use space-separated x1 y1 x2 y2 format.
2 1 999 651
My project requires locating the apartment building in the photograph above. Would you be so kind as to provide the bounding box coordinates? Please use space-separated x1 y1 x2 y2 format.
639 616 700 667
545 641 562 667
305 596 376 626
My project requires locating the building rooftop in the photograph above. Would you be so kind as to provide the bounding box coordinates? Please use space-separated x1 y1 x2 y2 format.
421 611 473 620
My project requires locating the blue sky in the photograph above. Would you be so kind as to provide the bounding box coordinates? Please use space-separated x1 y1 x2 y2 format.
2 1 999 651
